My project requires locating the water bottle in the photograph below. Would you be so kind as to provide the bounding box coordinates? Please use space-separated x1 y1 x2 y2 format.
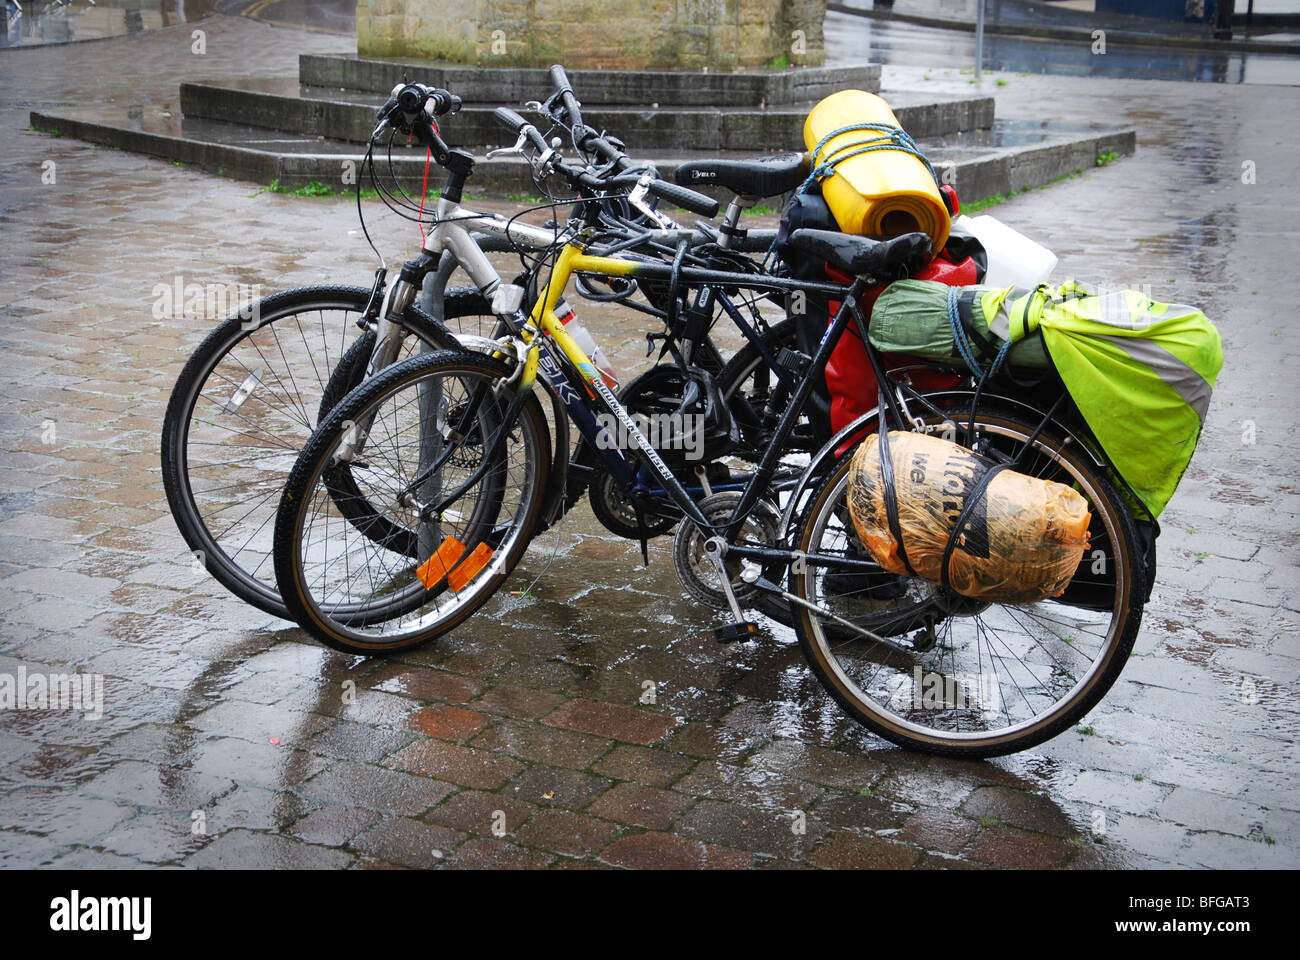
556 298 619 391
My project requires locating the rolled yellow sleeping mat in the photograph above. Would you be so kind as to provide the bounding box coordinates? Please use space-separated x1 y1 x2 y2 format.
804 90 950 252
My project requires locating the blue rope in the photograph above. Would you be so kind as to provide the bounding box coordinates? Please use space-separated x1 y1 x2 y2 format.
948 286 983 377
948 286 1014 380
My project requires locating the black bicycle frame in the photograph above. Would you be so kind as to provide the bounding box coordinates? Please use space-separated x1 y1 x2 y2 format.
543 263 868 547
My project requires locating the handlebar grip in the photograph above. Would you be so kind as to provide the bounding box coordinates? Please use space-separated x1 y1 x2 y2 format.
493 107 549 152
578 132 626 166
646 178 720 218
549 64 584 129
428 89 462 117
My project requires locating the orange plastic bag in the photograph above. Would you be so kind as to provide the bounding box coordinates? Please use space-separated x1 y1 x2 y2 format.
846 431 1091 604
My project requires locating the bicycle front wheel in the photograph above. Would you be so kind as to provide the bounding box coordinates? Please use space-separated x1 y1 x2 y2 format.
160 284 492 618
789 402 1145 758
273 350 549 654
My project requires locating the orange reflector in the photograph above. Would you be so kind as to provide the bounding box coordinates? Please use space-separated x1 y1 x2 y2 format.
415 536 465 589
447 541 494 593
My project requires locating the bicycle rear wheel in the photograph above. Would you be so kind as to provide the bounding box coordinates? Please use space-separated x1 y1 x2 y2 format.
789 401 1145 758
273 350 549 654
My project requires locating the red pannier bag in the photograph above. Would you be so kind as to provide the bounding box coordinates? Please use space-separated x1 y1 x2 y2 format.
824 253 975 439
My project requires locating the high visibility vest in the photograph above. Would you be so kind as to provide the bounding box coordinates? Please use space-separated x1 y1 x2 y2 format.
985 281 1224 518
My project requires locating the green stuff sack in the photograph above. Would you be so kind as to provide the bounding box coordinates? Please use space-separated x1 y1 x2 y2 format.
869 279 1052 372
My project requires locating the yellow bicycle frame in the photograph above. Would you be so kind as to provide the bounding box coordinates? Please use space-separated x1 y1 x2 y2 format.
513 240 642 394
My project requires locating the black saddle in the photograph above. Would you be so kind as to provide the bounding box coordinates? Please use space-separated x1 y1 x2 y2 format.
787 229 932 279
674 153 810 199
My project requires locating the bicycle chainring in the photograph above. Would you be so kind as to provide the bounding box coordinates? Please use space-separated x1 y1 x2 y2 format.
672 491 781 609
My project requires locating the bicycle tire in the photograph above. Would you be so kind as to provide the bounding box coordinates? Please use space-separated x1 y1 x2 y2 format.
160 284 486 619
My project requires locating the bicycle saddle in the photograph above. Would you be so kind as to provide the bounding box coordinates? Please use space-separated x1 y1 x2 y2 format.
787 229 933 279
674 153 809 199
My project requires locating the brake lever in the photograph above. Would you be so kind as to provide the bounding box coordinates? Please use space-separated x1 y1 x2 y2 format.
486 130 529 161
628 176 678 229
533 136 564 178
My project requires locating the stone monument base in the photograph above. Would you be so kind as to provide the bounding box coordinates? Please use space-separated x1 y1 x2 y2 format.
356 0 827 70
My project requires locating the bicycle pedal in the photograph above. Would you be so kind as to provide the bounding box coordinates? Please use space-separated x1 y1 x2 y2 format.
713 621 762 644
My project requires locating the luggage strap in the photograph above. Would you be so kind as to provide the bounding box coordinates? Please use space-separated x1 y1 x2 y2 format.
948 286 1012 379
939 461 1012 594
876 387 917 578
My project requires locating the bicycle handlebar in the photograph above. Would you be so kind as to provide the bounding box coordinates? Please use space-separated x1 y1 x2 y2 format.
493 106 550 154
548 64 586 141
492 99 719 218
644 178 719 218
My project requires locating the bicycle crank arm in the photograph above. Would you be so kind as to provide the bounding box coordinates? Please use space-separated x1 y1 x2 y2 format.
701 537 763 643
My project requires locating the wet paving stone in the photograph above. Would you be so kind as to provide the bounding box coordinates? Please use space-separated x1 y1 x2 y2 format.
965 824 1081 869
423 789 538 838
386 739 524 792
99 811 211 864
599 831 752 870
471 718 613 770
961 785 1077 838
81 759 235 811
590 744 697 788
504 765 614 811
542 697 677 746
348 818 466 869
672 759 827 811
446 837 555 869
514 809 623 859
0 786 136 845
206 785 320 835
298 761 455 817
185 829 353 869
0 830 63 867
306 719 415 765
808 791 915 836
470 683 567 721
675 799 830 861
809 831 924 870
408 705 491 742
587 783 695 832
288 806 382 848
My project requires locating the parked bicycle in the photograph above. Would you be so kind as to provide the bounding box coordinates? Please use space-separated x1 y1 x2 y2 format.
268 74 1151 757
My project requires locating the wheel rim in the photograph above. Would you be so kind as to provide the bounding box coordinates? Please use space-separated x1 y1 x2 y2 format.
172 294 495 612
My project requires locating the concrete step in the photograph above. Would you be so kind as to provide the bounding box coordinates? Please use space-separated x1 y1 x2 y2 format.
28 105 1134 208
177 78 996 153
297 54 883 106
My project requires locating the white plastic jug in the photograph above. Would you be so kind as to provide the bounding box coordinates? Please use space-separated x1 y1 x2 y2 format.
955 214 1058 289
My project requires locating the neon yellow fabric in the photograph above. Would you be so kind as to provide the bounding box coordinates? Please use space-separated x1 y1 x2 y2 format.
994 282 1223 517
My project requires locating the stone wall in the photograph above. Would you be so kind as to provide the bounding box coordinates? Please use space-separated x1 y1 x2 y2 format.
356 0 826 69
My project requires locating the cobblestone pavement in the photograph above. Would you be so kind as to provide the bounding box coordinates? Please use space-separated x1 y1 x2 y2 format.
0 16 1297 869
